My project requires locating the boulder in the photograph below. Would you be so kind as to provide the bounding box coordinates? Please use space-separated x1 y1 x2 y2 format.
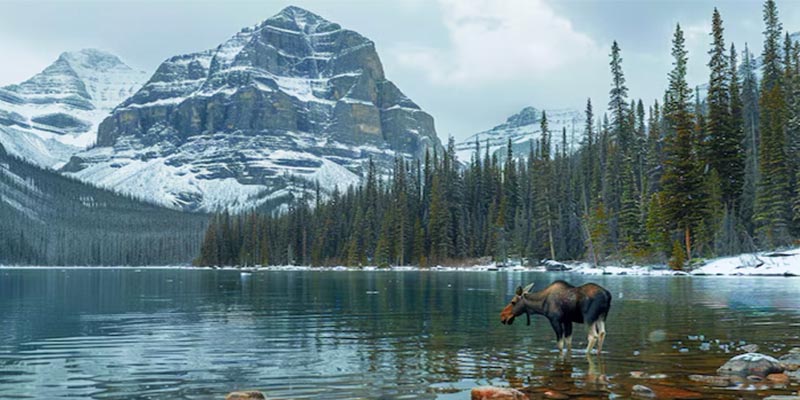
225 391 266 400
471 386 529 400
717 353 784 377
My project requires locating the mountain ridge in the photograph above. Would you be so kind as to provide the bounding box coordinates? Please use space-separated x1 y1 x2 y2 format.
64 6 442 212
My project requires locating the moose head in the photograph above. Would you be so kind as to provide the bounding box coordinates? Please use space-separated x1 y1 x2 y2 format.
499 283 534 325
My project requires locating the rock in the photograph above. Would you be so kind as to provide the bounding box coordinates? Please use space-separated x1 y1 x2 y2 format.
471 386 529 400
780 351 800 370
543 260 569 271
225 391 266 400
767 373 790 384
632 384 655 398
630 371 647 379
543 390 569 400
787 370 800 380
688 374 731 386
740 344 759 353
717 352 784 377
763 396 800 400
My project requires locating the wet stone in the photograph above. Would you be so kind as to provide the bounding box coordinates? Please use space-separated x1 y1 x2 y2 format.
780 352 800 370
225 391 266 400
632 384 655 398
717 353 784 377
543 390 569 400
767 373 790 384
688 374 731 387
471 386 529 400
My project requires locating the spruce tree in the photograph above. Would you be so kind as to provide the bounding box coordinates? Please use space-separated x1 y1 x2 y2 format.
754 0 792 247
661 24 707 261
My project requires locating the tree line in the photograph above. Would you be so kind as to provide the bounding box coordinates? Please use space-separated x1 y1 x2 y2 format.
196 0 800 269
0 145 208 266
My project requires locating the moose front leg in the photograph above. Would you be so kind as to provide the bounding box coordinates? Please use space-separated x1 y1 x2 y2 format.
563 321 573 353
549 317 564 352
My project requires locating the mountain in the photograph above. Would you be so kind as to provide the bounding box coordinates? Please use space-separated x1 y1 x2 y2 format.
0 144 208 265
455 106 583 163
0 49 147 169
64 6 442 212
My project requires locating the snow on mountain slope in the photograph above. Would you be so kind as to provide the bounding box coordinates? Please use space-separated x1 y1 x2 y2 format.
65 6 442 212
456 106 583 163
0 49 147 168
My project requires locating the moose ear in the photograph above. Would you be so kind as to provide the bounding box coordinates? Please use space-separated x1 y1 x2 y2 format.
515 286 523 296
522 283 535 294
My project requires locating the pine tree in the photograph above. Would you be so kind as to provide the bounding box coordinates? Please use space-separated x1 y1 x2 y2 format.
755 0 792 247
706 9 744 210
661 24 707 261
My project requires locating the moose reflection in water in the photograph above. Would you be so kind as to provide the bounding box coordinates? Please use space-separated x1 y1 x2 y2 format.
500 280 612 354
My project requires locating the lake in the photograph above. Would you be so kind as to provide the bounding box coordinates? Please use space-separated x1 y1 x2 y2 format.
0 269 798 399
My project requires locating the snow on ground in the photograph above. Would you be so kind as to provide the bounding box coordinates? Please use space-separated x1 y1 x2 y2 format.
690 248 800 276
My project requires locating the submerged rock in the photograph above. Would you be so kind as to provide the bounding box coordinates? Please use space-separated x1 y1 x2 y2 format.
688 374 731 386
632 385 655 398
717 353 784 377
780 350 800 370
225 391 266 400
543 390 569 400
767 373 790 384
471 386 529 400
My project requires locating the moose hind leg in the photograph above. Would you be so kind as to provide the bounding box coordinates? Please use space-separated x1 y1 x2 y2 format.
563 322 574 353
597 320 607 353
586 321 598 355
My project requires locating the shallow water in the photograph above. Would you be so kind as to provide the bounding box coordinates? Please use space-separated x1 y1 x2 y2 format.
0 269 798 399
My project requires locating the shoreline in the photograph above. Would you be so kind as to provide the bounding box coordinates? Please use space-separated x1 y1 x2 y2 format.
2 247 799 277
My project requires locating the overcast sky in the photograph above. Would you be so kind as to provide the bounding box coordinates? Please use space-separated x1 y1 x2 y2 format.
2 0 798 141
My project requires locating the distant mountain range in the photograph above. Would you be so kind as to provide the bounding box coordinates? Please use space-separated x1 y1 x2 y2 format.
60 6 442 212
455 106 583 162
1 8 794 213
0 49 147 168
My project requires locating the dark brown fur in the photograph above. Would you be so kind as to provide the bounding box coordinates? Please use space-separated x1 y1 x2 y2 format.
500 280 612 353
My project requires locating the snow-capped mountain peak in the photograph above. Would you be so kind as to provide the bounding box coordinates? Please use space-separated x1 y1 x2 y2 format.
0 49 147 168
456 106 583 162
64 7 441 213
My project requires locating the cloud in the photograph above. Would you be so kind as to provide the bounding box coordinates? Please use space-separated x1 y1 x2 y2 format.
390 0 603 86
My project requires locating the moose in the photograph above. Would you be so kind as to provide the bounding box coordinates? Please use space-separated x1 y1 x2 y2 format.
499 280 612 354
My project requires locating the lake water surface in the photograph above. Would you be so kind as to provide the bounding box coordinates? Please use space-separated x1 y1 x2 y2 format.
1 269 799 399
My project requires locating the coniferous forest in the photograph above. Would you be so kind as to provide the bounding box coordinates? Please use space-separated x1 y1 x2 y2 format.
0 145 209 265
196 1 800 269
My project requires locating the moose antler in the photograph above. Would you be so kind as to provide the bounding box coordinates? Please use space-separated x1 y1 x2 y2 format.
522 283 535 294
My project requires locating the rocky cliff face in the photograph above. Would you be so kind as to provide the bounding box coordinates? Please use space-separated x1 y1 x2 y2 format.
455 106 583 162
65 6 441 212
0 49 147 168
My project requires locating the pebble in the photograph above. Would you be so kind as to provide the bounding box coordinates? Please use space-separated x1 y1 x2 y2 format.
632 384 655 398
225 391 266 400
688 374 731 386
471 386 529 400
767 373 790 384
543 390 569 400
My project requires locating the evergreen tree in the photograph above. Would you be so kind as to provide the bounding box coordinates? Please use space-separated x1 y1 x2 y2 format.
661 24 707 261
755 0 792 247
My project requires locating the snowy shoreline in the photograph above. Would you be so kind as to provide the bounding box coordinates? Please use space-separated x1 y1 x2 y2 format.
1 248 799 277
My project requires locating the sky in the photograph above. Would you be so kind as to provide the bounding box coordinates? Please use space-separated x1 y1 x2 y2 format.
2 0 799 141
